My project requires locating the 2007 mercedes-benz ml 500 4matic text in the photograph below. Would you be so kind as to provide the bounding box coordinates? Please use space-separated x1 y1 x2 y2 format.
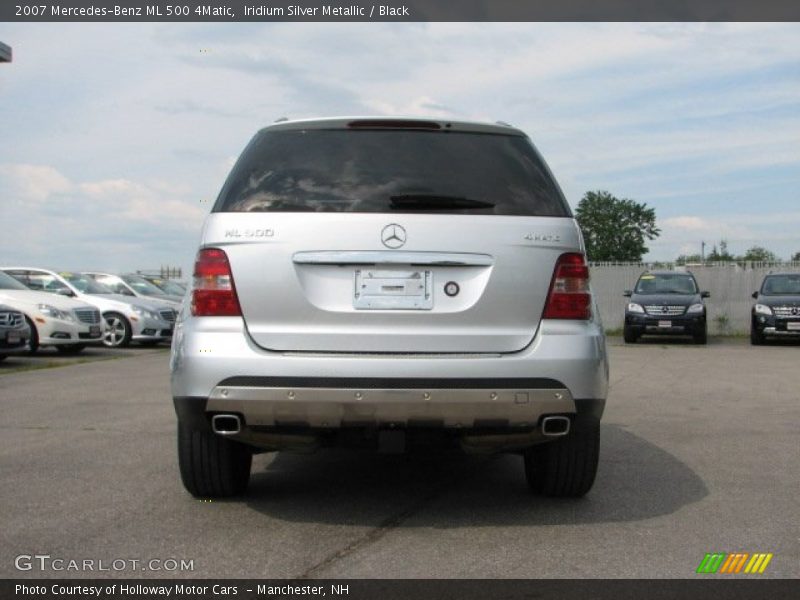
171 117 609 499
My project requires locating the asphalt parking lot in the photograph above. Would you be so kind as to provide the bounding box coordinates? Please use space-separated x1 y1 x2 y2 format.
1 338 798 579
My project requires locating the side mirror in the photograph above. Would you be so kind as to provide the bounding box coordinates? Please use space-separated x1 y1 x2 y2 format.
623 290 632 297
122 288 135 296
701 291 710 298
751 291 758 299
56 288 75 297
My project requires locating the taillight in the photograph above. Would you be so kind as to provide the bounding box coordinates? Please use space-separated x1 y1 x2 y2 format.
542 253 591 320
191 248 241 317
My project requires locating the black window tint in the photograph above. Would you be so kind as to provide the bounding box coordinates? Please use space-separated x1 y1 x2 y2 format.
214 130 570 217
762 275 800 295
635 274 698 295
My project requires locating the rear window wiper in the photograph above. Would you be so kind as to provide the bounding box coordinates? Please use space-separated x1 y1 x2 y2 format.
389 194 495 210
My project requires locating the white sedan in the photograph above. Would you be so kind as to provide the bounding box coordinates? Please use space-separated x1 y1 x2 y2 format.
0 272 104 354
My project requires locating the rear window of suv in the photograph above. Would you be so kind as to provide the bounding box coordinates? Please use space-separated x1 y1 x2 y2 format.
213 129 571 217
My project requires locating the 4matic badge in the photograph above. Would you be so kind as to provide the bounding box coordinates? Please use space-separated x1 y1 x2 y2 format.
524 232 561 242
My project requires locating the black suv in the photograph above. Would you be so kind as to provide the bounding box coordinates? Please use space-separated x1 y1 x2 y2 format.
623 271 709 344
750 273 800 345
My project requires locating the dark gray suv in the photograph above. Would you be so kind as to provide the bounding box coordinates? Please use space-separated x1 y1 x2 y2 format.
751 273 800 344
623 271 709 344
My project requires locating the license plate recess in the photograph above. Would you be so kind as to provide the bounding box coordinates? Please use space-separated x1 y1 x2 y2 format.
354 269 433 310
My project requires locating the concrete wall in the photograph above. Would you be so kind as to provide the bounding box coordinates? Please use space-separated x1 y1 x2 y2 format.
589 262 800 334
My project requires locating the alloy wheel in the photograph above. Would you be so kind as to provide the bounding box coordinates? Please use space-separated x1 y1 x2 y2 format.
103 316 126 347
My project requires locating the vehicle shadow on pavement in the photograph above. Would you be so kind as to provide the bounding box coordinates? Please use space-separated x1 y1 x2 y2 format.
244 424 708 527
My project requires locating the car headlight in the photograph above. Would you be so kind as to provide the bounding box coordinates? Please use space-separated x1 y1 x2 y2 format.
38 304 73 321
132 306 156 320
627 302 645 314
687 303 705 314
754 304 773 316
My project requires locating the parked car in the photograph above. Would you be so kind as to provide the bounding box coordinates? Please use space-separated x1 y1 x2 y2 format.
750 273 800 345
0 271 103 354
0 303 31 360
2 268 175 348
171 116 609 499
623 270 709 344
83 272 183 306
140 276 187 297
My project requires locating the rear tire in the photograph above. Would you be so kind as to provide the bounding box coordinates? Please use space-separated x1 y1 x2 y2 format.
56 344 86 355
24 317 39 354
623 325 638 344
524 423 600 497
178 423 252 498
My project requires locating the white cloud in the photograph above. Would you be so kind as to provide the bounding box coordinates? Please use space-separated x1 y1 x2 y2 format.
0 163 205 271
0 164 73 202
663 217 708 232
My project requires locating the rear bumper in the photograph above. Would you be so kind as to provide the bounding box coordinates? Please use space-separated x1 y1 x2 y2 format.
171 316 608 449
171 317 608 400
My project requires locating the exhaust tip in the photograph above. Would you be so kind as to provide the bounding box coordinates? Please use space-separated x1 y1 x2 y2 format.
541 415 570 437
212 414 242 436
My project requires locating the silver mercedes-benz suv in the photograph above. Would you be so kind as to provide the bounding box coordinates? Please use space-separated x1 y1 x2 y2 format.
171 117 609 499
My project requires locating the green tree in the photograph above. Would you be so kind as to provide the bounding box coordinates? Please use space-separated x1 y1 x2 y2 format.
791 251 800 262
741 246 778 263
707 240 734 262
575 191 660 262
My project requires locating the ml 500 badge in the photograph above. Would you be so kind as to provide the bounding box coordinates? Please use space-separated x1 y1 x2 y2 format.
224 229 274 239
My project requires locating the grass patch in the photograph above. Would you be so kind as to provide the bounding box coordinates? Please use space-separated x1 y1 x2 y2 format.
0 352 139 376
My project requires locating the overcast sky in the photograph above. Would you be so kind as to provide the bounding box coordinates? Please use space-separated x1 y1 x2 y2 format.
1 22 799 274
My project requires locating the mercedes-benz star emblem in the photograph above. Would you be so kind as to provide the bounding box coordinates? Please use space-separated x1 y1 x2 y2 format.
381 224 407 249
792 307 799 316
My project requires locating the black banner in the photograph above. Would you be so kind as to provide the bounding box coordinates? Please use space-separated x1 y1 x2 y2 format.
4 579 800 600
2 0 800 22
